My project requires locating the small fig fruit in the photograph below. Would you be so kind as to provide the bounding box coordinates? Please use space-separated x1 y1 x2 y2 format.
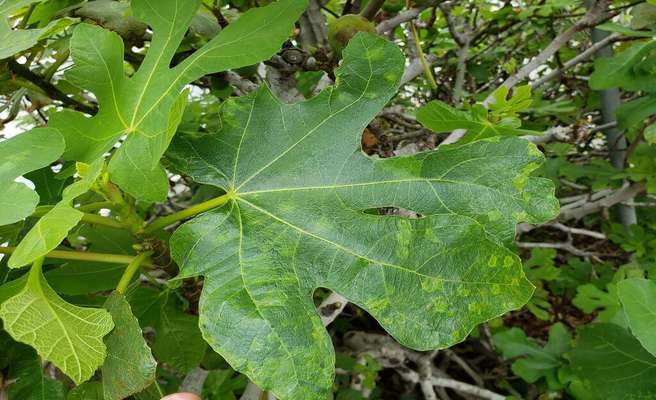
328 14 376 55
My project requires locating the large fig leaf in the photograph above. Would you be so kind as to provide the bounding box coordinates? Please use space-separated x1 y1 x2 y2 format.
49 0 307 202
569 323 656 399
0 258 114 384
167 33 558 399
0 127 64 226
618 278 656 357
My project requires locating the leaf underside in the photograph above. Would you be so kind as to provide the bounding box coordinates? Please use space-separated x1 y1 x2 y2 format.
167 33 559 399
0 261 114 384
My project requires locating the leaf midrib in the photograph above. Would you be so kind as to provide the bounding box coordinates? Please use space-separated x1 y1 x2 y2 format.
236 197 520 287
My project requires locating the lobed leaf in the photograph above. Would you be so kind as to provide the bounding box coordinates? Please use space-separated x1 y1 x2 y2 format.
49 0 308 202
416 100 536 145
167 33 559 399
0 259 114 384
0 127 65 226
569 323 656 399
102 292 157 400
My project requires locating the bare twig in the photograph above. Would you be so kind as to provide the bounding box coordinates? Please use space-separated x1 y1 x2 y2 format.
559 182 646 220
516 241 599 258
179 367 209 395
483 0 610 105
361 0 385 20
319 292 348 326
298 0 329 49
402 54 438 85
431 377 505 400
376 7 426 33
531 33 621 89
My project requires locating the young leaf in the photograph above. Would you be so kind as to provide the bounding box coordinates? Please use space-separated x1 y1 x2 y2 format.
617 278 656 357
416 101 536 145
102 292 157 400
488 85 533 117
494 323 571 389
0 127 65 226
0 259 114 384
49 0 307 202
8 159 103 268
569 323 656 399
168 33 558 399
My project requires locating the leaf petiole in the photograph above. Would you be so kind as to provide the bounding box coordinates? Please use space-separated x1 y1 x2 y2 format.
143 192 232 234
32 202 123 229
0 246 154 267
115 251 153 294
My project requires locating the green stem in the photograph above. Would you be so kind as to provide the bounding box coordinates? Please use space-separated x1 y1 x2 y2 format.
116 251 152 294
31 202 122 229
0 246 153 267
410 22 437 90
19 4 37 29
144 193 232 234
32 201 114 217
81 213 124 229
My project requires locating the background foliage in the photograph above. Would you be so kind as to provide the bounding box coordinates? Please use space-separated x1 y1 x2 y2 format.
0 0 655 399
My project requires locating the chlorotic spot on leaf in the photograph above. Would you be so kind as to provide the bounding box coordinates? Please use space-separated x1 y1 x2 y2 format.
167 33 559 399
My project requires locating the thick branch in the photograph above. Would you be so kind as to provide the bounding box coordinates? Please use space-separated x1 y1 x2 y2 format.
531 32 620 89
376 7 426 33
483 0 609 105
7 60 97 115
559 182 646 220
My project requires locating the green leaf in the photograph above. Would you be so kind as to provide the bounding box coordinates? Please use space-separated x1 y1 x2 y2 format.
0 259 114 384
645 124 656 145
128 286 167 329
167 33 558 399
616 94 656 131
618 278 656 357
0 127 65 226
49 0 307 202
24 165 72 205
589 40 656 92
573 283 623 323
102 292 157 400
7 345 66 400
8 159 104 268
494 323 571 389
67 382 104 400
416 101 536 145
488 85 533 117
0 0 76 59
152 302 207 373
569 323 656 400
46 225 135 295
202 369 248 400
